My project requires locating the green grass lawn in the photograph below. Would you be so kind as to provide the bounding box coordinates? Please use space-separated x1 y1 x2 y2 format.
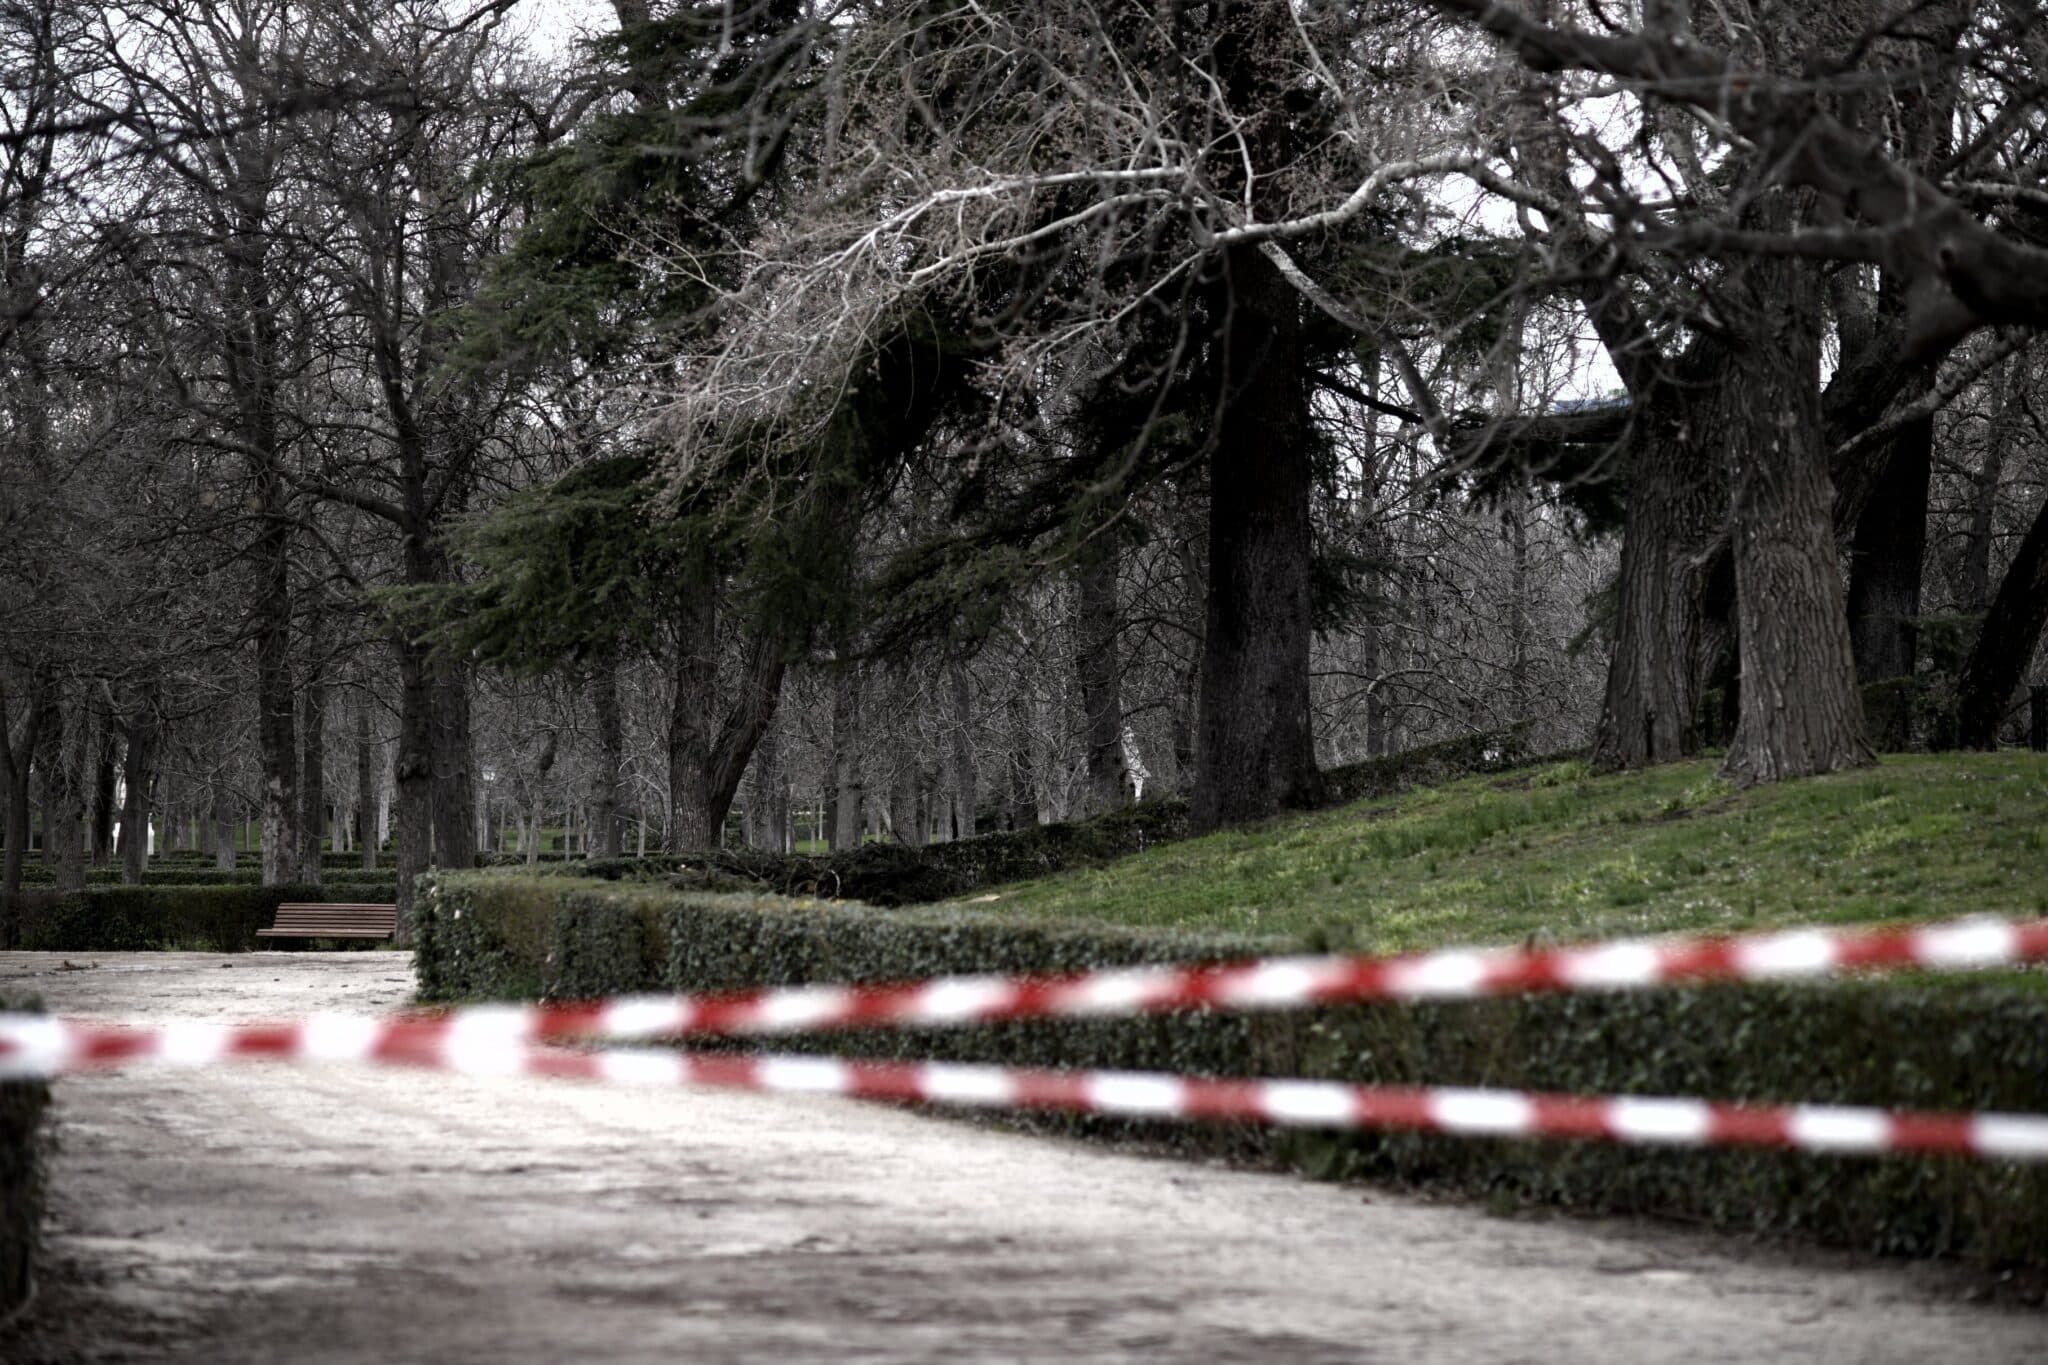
953 753 2048 953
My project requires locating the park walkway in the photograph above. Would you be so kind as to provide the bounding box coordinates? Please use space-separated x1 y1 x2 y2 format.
0 951 2041 1362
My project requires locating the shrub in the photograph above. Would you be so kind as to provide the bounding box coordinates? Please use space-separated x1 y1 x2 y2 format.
511 726 1549 908
414 872 2048 1270
0 991 48 1323
5 885 382 952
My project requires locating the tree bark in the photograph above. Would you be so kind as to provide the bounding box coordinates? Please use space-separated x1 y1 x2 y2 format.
1963 358 2019 613
298 661 328 885
1955 489 2048 748
665 589 788 852
948 660 978 840
1846 412 1932 685
89 716 117 867
212 773 238 872
1005 692 1040 830
355 692 379 870
119 706 160 885
830 664 863 851
747 721 787 853
393 642 434 938
1074 544 1129 816
1589 345 1732 772
0 676 43 936
430 657 476 872
254 541 298 887
1718 221 1874 785
35 691 86 893
592 662 625 857
1191 238 1325 830
888 766 926 850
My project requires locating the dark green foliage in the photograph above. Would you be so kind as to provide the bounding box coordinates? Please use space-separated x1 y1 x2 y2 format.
1855 677 1961 753
380 455 691 673
0 991 47 1324
1863 678 1916 752
14 866 397 894
6 886 378 952
416 872 2048 1269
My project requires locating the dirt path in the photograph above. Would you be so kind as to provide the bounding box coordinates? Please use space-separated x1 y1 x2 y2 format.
1 951 2041 1363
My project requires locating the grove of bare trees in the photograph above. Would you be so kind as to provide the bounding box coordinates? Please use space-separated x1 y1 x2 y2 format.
5 0 2047 936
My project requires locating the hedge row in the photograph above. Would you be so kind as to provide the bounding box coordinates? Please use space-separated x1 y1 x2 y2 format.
15 865 398 891
495 727 1546 906
1 885 388 952
415 871 2048 1270
0 991 47 1325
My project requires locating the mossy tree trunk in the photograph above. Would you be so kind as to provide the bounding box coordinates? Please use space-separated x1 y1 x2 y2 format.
1590 354 1730 773
1718 213 1874 785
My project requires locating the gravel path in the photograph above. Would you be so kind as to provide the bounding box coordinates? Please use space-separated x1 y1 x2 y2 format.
1 951 2041 1363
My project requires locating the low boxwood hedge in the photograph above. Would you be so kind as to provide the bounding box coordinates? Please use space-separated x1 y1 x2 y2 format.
416 871 2048 1270
3 885 389 952
471 728 1548 907
0 991 47 1325
16 865 398 893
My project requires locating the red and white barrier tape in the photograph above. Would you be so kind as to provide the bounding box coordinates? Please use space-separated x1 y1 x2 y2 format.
4 1016 2045 1163
385 914 2048 1044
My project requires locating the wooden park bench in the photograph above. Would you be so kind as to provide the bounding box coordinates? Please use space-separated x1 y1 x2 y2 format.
255 903 398 941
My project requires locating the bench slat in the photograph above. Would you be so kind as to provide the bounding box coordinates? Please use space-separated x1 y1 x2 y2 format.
258 901 397 940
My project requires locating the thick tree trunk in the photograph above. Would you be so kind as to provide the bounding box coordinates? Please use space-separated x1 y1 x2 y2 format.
36 694 86 893
1074 544 1129 816
430 658 476 872
1846 412 1932 684
89 720 117 867
830 665 863 851
1955 490 2048 748
1718 234 1874 785
888 767 926 850
948 661 977 840
298 664 327 885
119 708 160 885
1191 240 1324 831
1005 692 1039 830
1590 350 1731 772
592 663 624 857
211 774 238 872
1963 359 2019 613
665 588 788 853
666 594 722 853
355 693 378 870
0 698 31 930
747 722 788 853
255 593 298 887
393 642 434 938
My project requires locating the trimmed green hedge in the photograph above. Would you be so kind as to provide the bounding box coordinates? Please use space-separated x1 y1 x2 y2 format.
0 991 47 1324
416 872 2048 1269
16 865 398 892
4 885 389 952
482 727 1548 906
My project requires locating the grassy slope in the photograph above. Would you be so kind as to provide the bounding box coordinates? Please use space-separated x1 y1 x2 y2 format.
958 753 2048 955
